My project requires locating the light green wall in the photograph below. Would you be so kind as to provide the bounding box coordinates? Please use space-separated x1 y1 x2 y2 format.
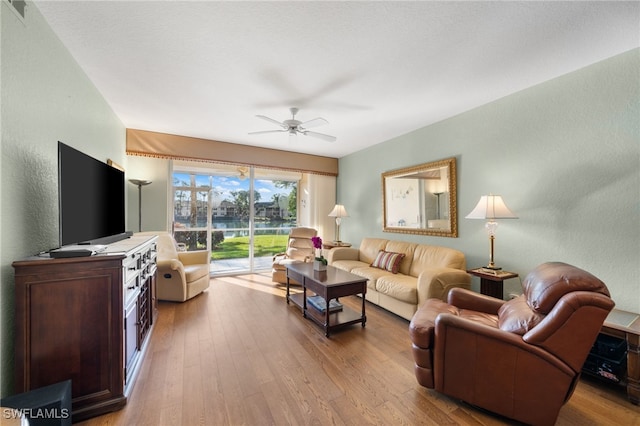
2 0 638 401
1 2 125 396
338 48 640 313
126 155 171 232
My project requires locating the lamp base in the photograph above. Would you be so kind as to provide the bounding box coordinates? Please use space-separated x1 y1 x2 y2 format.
484 265 502 270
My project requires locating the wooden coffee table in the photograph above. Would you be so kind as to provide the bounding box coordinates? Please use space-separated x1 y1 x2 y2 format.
286 263 367 337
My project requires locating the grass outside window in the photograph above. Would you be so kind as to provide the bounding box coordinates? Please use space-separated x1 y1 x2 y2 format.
211 234 289 260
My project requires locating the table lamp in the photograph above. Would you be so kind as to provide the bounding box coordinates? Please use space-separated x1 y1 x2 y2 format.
465 194 517 270
328 204 349 243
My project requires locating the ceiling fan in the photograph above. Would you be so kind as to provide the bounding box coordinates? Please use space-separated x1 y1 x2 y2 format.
237 166 249 180
249 107 336 142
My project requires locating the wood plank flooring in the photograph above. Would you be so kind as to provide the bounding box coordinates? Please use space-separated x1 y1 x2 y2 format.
79 273 639 425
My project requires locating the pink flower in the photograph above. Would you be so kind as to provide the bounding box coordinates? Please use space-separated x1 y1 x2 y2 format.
311 236 323 250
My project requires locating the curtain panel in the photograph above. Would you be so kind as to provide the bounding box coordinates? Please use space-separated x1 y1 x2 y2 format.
126 128 338 176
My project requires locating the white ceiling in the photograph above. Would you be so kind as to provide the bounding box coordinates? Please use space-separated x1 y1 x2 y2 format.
34 1 639 158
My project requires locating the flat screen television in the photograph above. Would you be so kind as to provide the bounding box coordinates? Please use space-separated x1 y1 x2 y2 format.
58 141 127 246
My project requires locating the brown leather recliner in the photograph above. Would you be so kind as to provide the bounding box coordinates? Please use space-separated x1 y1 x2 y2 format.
409 262 614 426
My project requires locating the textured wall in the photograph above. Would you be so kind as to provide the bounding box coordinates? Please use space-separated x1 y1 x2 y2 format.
126 155 171 232
2 1 638 401
1 3 125 396
338 49 640 312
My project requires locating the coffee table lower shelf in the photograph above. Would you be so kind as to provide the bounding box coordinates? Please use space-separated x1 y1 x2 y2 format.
288 293 365 335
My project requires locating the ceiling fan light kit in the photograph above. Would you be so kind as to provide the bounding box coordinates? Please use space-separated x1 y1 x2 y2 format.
249 107 337 142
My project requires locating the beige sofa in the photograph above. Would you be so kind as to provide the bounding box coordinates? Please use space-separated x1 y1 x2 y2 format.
327 238 470 320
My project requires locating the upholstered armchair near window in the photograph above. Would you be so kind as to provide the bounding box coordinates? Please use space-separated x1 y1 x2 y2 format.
409 262 614 426
272 227 318 284
153 232 210 302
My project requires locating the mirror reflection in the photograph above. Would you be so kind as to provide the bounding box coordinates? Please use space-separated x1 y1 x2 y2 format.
382 157 457 237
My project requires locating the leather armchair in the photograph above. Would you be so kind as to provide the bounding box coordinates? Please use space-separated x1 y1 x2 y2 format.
154 232 210 302
272 227 317 284
409 262 614 426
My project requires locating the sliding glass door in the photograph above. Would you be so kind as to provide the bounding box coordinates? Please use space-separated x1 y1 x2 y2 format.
172 162 299 275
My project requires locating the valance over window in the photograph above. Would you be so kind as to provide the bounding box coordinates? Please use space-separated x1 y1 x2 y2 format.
126 128 338 176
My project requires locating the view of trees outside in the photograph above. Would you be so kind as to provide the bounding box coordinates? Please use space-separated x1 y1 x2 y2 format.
171 169 298 265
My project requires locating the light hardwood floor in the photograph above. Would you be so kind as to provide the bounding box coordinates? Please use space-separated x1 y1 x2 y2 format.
80 273 639 425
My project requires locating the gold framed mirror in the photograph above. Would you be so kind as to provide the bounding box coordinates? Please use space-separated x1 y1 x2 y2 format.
382 157 457 237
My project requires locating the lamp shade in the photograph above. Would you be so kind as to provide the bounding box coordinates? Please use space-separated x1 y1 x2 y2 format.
129 179 152 186
328 204 349 218
465 195 517 220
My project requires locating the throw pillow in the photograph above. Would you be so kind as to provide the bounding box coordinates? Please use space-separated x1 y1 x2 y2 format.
371 250 405 274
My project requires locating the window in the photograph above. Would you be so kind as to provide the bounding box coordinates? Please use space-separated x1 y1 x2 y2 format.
171 162 300 275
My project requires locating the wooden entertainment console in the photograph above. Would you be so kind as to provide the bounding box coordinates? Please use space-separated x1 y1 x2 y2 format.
12 235 158 422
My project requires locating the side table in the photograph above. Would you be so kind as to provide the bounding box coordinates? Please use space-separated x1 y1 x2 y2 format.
322 242 352 250
467 268 518 299
599 309 640 405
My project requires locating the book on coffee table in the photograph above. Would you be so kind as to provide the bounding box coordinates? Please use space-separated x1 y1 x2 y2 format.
307 295 343 313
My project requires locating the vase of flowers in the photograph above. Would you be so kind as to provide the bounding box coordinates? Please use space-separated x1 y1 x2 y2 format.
311 236 327 271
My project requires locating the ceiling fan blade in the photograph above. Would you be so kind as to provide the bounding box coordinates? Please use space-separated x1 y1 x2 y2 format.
303 130 336 142
248 130 287 135
256 115 286 129
299 117 328 130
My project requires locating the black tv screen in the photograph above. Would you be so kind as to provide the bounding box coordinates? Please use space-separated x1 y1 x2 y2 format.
58 142 126 246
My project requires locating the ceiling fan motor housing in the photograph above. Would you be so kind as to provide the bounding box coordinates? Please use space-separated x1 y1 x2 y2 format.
285 119 302 130
249 107 336 141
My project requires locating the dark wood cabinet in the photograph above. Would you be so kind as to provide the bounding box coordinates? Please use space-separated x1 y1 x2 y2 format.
12 235 157 422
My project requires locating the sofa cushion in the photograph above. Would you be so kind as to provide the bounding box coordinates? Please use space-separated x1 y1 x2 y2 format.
409 244 466 277
498 295 545 335
184 263 209 282
351 266 393 290
371 250 406 273
358 238 390 264
332 260 368 273
376 274 418 304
